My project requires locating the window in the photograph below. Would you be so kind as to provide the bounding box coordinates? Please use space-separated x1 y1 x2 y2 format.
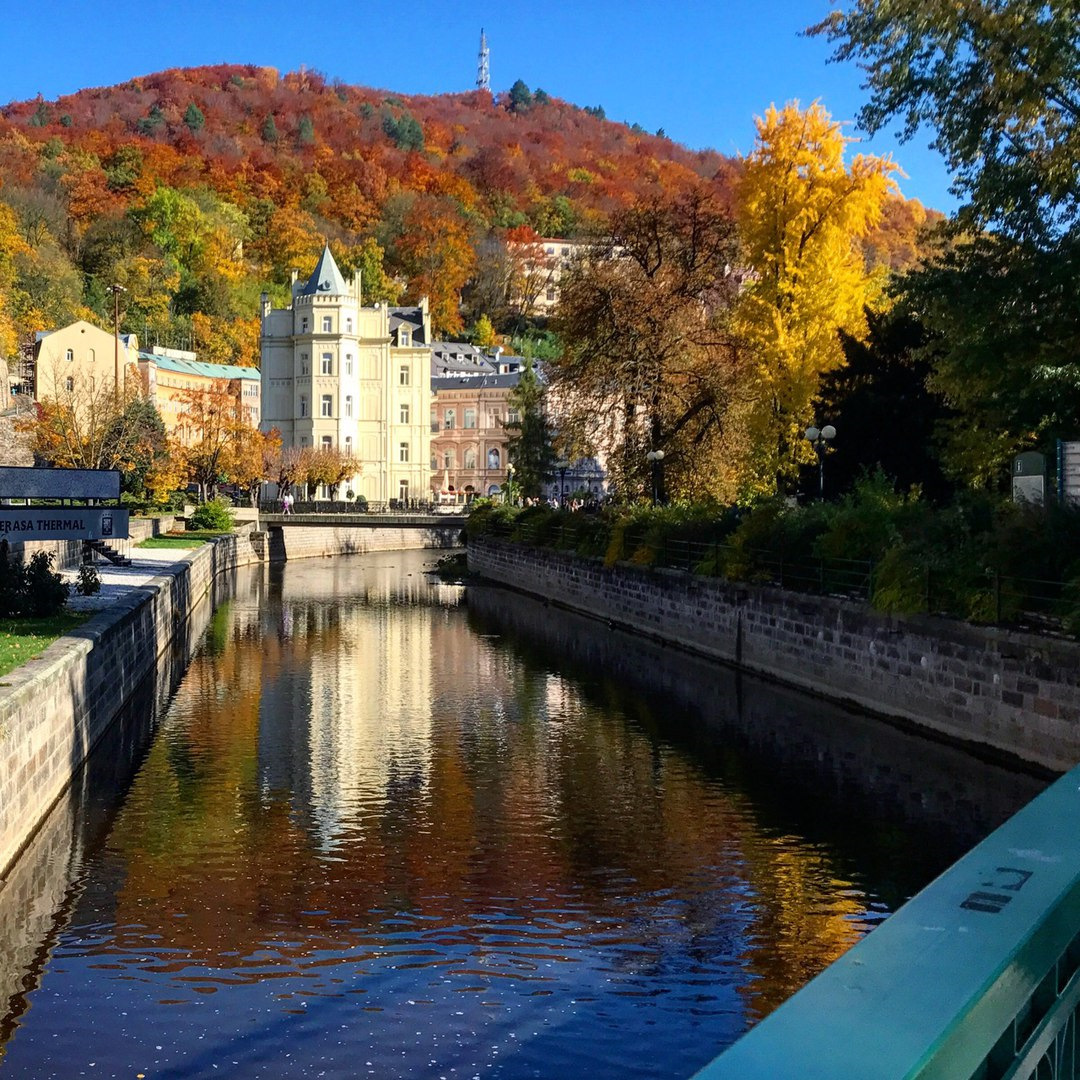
487 447 501 469
546 246 555 254
321 394 333 417
322 315 332 333
464 408 476 429
88 349 95 363
464 448 476 469
301 316 308 333
399 328 411 347
444 409 456 430
430 454 438 470
300 436 308 446
399 365 410 386
321 352 333 375
399 403 410 424
443 450 454 469
399 480 410 503
65 349 74 362
399 442 410 463
65 376 74 391
546 287 556 302
300 352 309 375
322 435 333 450
345 436 353 452
345 354 353 375
508 409 521 424
345 395 353 417
300 396 308 417
346 317 353 333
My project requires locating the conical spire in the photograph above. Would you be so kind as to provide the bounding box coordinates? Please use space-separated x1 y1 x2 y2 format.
299 242 349 297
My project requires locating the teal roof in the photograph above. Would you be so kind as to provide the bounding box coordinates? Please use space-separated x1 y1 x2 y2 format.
141 353 260 381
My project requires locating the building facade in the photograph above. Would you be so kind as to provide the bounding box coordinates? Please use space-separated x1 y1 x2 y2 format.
32 320 140 404
430 372 521 500
139 347 261 441
259 245 432 504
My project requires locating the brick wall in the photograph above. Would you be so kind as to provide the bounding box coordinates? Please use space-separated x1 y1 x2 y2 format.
468 538 1080 773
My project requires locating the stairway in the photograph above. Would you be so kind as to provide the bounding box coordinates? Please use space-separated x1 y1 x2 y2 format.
83 539 132 567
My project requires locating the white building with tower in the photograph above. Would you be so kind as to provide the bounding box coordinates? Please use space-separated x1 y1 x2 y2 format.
259 244 432 505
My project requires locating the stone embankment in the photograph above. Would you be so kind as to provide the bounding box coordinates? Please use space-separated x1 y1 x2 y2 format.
468 537 1080 774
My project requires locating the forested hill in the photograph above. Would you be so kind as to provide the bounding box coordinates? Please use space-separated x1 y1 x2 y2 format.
0 63 935 361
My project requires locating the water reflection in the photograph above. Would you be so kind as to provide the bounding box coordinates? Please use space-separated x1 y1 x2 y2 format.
0 552 1046 1079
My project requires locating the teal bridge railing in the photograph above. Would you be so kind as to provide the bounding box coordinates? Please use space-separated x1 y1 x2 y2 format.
692 762 1080 1080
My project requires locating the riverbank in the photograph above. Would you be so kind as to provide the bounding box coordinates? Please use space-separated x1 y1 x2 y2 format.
467 537 1080 774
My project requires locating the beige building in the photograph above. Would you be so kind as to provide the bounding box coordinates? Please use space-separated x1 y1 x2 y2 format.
509 237 588 317
259 245 432 504
138 347 261 442
32 320 140 403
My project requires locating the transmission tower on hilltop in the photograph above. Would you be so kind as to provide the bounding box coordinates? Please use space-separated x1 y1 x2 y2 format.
477 28 490 91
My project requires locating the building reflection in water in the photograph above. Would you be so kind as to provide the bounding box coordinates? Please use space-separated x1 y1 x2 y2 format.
0 552 1047 1080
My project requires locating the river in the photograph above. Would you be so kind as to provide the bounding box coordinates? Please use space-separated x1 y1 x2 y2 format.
0 550 1046 1079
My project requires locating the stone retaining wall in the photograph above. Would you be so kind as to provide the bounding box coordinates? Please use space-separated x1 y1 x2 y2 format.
468 538 1080 773
269 522 464 561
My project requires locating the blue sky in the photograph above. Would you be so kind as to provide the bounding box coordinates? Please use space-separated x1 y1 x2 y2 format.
2 0 958 213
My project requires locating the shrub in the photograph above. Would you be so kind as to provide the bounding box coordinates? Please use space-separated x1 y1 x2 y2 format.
187 498 235 532
0 543 69 618
77 563 101 596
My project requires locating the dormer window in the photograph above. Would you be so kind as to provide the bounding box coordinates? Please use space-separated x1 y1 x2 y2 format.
400 329 411 347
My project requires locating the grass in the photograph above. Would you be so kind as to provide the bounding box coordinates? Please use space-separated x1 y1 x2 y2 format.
137 535 207 548
137 530 230 548
0 613 93 679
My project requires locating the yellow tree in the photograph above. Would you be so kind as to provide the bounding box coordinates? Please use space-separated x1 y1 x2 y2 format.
227 425 281 507
0 200 28 358
733 101 896 497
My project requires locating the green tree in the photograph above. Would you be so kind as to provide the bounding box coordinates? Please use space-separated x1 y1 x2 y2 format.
470 313 497 346
812 0 1079 242
508 80 533 113
505 359 556 499
297 115 315 146
183 103 205 133
261 114 278 144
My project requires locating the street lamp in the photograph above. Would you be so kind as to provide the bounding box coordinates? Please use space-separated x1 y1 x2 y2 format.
804 424 836 498
506 462 515 505
646 449 665 505
106 283 127 401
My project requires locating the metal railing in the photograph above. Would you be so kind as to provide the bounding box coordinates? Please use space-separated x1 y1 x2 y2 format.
479 518 1078 635
691 761 1080 1080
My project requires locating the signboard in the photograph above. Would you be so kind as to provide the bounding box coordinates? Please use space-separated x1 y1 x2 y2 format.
0 508 128 541
1060 441 1080 507
1012 451 1045 504
0 466 120 501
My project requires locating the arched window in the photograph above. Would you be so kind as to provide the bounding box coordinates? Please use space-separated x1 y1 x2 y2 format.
487 448 501 469
464 448 476 469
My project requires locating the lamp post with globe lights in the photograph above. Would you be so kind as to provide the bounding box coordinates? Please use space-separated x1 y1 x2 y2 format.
646 449 665 506
804 424 836 498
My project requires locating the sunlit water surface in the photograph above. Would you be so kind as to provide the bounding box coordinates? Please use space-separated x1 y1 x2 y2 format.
0 550 1045 1079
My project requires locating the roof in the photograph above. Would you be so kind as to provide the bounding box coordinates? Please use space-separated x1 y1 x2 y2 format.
141 352 260 381
431 372 523 391
388 306 428 345
298 243 350 297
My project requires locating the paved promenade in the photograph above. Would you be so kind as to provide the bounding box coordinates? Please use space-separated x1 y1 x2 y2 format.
62 548 198 613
